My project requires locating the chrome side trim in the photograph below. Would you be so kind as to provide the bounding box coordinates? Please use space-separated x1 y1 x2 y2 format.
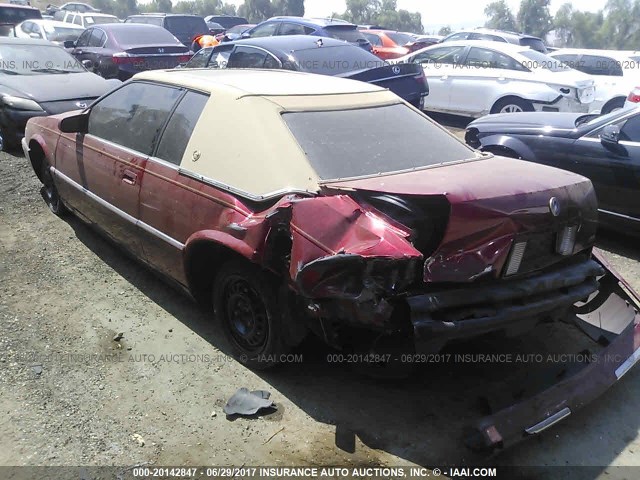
525 407 572 435
21 137 30 161
177 167 314 201
599 209 640 223
52 167 184 251
615 346 640 380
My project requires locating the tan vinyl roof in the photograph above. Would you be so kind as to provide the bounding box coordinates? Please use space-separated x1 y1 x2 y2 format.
133 69 403 199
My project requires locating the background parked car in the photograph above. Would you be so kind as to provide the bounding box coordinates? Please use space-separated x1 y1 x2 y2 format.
66 23 191 80
0 37 119 150
441 27 547 53
15 19 84 45
50 2 99 19
124 13 209 48
0 3 40 36
465 108 640 235
62 11 118 29
241 16 372 51
183 35 428 108
405 34 442 53
204 14 248 30
360 29 414 60
549 48 640 113
396 40 595 116
205 20 224 36
217 23 255 42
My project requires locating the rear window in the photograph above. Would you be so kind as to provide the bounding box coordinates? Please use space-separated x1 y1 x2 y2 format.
115 27 181 45
165 16 209 36
324 25 367 43
519 37 547 53
293 45 384 75
386 32 414 46
0 6 41 24
282 104 474 180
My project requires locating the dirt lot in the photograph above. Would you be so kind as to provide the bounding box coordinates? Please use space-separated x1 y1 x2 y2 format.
1 120 640 477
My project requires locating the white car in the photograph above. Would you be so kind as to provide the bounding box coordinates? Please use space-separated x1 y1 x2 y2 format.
550 49 640 113
395 40 595 116
62 11 119 29
14 19 85 45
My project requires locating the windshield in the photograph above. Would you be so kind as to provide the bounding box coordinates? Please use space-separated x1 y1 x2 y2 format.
0 44 84 74
282 104 475 180
0 7 41 24
387 32 414 46
519 49 569 72
85 15 118 25
44 25 84 42
294 45 385 75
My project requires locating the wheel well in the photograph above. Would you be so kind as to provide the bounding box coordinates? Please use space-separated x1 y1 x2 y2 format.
491 95 529 114
481 145 521 159
602 96 626 113
28 140 46 183
184 241 250 306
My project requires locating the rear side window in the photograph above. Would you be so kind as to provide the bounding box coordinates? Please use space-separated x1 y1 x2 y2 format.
88 83 183 155
581 55 623 76
620 115 640 142
412 45 466 65
277 22 312 36
88 29 105 47
247 22 278 38
155 91 209 165
228 46 279 68
363 32 382 46
465 47 528 71
282 104 474 180
519 37 547 53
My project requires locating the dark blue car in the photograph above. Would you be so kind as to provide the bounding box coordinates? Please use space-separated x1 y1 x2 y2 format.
239 16 372 51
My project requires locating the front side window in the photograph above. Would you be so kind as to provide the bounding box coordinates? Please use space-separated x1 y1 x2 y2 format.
620 114 640 142
75 27 91 46
282 104 475 180
248 22 278 38
88 82 183 155
363 32 382 46
412 45 466 65
227 46 269 68
464 47 527 71
155 91 209 165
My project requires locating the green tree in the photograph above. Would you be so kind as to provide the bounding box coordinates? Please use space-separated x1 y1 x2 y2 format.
553 3 574 46
484 0 517 31
238 0 274 22
272 0 304 16
517 0 553 37
600 0 640 49
335 0 423 33
437 25 452 36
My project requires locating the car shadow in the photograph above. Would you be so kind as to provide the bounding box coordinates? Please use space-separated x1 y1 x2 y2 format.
426 112 475 130
64 213 640 472
596 229 640 263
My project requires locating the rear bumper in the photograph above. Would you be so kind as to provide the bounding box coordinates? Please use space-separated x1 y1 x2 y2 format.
465 250 640 451
410 257 603 353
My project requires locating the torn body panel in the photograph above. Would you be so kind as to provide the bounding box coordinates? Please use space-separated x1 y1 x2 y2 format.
466 250 640 451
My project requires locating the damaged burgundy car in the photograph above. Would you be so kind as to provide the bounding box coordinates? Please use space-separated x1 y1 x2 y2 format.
23 69 640 451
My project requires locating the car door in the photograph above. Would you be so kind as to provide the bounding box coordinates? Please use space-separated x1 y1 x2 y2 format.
137 90 211 283
569 112 640 221
74 28 106 69
410 45 466 112
70 27 92 62
53 82 184 255
452 46 529 115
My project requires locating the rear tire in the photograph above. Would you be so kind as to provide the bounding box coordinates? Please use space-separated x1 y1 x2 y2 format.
491 97 534 114
213 260 289 370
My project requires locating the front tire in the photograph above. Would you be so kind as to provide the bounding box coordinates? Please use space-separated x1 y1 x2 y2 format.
213 260 289 370
41 162 66 216
491 97 534 114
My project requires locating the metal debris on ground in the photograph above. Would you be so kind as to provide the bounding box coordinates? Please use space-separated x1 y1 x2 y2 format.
223 388 274 416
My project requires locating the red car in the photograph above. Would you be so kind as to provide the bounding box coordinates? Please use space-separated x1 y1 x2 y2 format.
24 69 640 452
360 29 415 60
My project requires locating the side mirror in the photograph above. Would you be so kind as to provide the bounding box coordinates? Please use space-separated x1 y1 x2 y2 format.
59 112 89 134
63 40 76 49
600 124 626 155
81 59 93 69
240 32 250 39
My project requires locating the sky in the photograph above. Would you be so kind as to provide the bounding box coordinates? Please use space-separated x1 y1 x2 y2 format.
224 0 608 33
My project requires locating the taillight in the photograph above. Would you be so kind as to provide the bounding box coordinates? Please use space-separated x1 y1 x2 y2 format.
112 54 135 65
178 55 192 62
627 87 640 103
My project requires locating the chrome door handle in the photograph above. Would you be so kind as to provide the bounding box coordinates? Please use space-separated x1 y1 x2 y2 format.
122 170 137 185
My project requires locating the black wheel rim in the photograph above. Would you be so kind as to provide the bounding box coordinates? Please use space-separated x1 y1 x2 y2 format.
223 275 268 353
42 167 59 211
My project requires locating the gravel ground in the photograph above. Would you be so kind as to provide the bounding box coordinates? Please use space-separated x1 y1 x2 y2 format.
1 119 639 476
